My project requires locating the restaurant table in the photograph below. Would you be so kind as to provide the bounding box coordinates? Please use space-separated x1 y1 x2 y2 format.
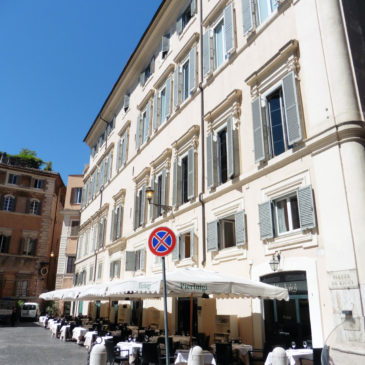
172 335 196 347
116 341 143 363
83 330 98 348
72 327 88 343
265 348 313 365
211 343 253 364
59 325 70 341
175 349 216 365
50 322 61 337
47 319 56 329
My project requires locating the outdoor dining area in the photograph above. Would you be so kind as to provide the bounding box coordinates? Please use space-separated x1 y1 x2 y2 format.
39 268 317 364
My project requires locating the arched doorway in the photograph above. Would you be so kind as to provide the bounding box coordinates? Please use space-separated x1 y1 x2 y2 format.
261 271 312 350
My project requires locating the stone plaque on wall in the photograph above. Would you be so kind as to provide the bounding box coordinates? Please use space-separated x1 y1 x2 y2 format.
328 270 358 289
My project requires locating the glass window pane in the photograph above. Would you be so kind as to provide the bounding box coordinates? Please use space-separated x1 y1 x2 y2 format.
214 21 224 69
160 88 166 124
268 93 286 156
290 196 300 229
276 199 289 234
258 0 270 23
182 62 189 101
218 129 227 184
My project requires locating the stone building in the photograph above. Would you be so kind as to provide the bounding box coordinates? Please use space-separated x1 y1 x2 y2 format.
75 0 365 359
0 153 65 304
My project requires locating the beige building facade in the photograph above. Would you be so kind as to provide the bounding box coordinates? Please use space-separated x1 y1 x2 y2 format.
75 0 365 358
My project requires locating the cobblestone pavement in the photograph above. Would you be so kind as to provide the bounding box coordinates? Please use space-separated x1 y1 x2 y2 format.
0 321 88 365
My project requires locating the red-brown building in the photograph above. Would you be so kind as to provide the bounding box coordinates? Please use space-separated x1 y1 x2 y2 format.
0 154 65 304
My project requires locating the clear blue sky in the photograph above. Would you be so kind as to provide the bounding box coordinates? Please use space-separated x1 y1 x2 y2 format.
0 0 162 184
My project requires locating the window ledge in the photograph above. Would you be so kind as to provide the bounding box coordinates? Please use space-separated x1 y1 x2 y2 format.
266 230 318 253
175 257 196 268
212 246 247 264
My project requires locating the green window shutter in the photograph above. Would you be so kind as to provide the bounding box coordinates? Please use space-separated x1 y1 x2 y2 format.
133 191 138 230
172 235 180 262
176 16 183 35
224 3 234 56
172 159 178 207
203 30 211 77
227 116 235 179
162 34 170 54
126 251 136 271
252 97 266 163
235 210 246 246
135 115 140 149
165 77 171 118
206 133 215 189
174 66 180 109
110 211 115 241
190 229 195 258
242 0 253 34
123 94 130 111
259 201 274 240
189 45 196 94
140 249 146 271
207 221 219 252
161 168 167 211
140 185 146 225
146 101 151 139
149 176 155 221
282 72 302 145
298 185 316 229
187 148 195 200
153 92 158 131
116 140 121 170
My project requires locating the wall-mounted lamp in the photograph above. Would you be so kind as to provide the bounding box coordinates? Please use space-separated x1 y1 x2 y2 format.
269 251 281 272
50 250 55 258
145 186 172 212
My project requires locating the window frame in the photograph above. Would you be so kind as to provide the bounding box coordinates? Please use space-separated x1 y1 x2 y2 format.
34 179 43 189
66 256 76 274
7 174 18 185
0 234 11 254
29 199 41 215
3 195 15 211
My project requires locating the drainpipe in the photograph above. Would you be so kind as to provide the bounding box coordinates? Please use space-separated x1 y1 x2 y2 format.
199 0 206 266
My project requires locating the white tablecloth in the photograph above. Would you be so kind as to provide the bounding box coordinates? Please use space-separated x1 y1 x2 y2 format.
47 319 56 329
84 331 98 348
175 349 216 365
60 325 70 341
39 316 47 326
50 322 61 337
265 349 313 365
116 341 143 363
72 327 88 343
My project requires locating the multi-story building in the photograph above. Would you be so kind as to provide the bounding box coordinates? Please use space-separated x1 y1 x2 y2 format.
55 174 83 315
0 153 65 304
76 0 364 359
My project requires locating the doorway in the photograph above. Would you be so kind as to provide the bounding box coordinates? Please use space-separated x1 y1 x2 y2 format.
177 297 197 336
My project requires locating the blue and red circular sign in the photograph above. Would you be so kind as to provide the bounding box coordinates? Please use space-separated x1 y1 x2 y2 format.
148 226 176 257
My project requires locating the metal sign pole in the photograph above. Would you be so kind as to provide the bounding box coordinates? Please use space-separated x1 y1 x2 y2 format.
162 256 170 365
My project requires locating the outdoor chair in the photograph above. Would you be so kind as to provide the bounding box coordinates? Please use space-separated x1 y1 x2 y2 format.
141 342 159 365
248 348 266 364
197 333 210 350
215 342 233 365
157 338 175 365
104 339 116 365
113 345 130 364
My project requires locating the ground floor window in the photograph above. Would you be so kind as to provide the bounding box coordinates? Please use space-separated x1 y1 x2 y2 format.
261 271 312 350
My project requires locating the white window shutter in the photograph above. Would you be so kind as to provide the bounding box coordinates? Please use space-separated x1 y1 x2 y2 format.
161 168 167 212
146 101 151 140
227 116 235 179
189 45 196 94
116 140 121 170
206 133 215 189
224 3 234 56
165 77 171 118
174 67 180 109
133 191 138 230
235 210 246 246
252 97 266 163
259 201 274 240
298 185 316 229
135 115 140 149
203 30 211 77
140 185 146 225
176 16 183 35
110 210 115 242
242 0 253 34
207 221 219 252
187 148 195 200
126 251 136 271
172 235 180 262
172 159 178 207
153 92 158 131
190 228 195 258
140 249 146 271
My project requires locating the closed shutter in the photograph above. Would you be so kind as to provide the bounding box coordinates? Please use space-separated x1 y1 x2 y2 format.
174 66 180 109
235 210 246 246
189 45 196 93
207 221 219 252
259 201 274 240
118 207 123 239
135 115 140 149
145 101 151 140
187 148 195 199
161 168 167 212
203 30 211 77
133 191 138 230
242 0 253 34
115 207 121 239
190 229 195 258
206 133 215 189
191 0 197 14
153 92 158 131
282 72 302 145
172 159 178 207
176 16 183 35
252 97 266 163
140 249 146 271
180 234 186 259
227 116 235 179
110 210 115 241
172 235 180 262
150 176 155 221
140 185 146 225
124 94 130 111
298 185 316 229
121 133 127 167
110 263 114 279
224 3 234 55
140 71 146 87
126 251 136 271
37 201 42 215
107 154 112 181
165 77 172 118
150 56 155 74
116 140 121 170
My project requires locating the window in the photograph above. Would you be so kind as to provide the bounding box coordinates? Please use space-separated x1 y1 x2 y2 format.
84 230 89 256
134 186 146 229
207 210 246 252
203 3 234 76
72 188 82 204
140 57 155 87
66 256 76 274
97 262 103 280
126 249 145 272
71 221 80 236
97 217 106 249
29 200 41 215
150 170 167 220
34 179 43 189
181 156 188 204
161 33 170 59
109 260 121 279
8 174 18 185
21 237 37 256
252 72 303 163
0 234 10 253
77 234 83 259
172 230 194 262
174 46 196 108
153 78 171 131
136 102 151 149
89 266 94 282
176 0 196 35
206 117 236 189
111 205 123 241
259 186 316 240
2 195 15 211
15 280 28 296
116 130 128 170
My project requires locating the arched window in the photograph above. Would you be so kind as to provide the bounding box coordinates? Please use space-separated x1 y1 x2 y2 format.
29 199 41 215
3 195 15 211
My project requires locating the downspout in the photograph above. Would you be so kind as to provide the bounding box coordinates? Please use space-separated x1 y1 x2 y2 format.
198 0 206 266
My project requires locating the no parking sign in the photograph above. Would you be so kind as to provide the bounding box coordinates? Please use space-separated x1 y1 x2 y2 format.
148 226 176 257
